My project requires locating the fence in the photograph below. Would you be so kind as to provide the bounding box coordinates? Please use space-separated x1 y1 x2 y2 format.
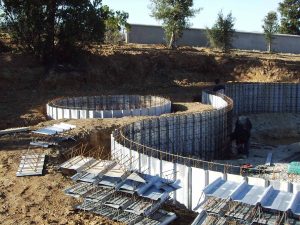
126 24 300 54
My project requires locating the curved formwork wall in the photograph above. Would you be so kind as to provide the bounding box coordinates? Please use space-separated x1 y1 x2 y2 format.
225 82 300 115
111 83 300 210
119 92 232 160
47 95 171 120
111 91 234 210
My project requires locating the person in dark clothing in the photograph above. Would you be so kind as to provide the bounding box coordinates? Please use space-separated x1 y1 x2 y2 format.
213 78 225 94
231 116 252 157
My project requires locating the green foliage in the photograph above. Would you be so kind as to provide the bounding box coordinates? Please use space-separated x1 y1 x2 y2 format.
150 0 200 48
103 6 130 44
262 11 279 52
0 0 129 63
278 0 300 35
1 0 47 55
57 0 109 47
206 11 235 52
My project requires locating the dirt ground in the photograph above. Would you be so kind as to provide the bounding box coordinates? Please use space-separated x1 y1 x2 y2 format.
1 44 300 225
0 102 209 225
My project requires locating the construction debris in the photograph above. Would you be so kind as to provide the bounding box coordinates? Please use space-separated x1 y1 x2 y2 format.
0 126 29 135
30 141 58 148
16 150 46 177
33 123 76 135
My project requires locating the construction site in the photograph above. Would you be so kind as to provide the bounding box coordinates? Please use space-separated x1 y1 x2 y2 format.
1 44 300 225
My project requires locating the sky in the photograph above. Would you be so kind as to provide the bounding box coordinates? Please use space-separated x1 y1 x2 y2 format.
102 0 283 32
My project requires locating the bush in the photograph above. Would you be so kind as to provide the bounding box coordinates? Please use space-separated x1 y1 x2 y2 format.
207 11 235 52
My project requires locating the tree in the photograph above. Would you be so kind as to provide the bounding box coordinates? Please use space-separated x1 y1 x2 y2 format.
278 0 300 35
0 0 129 63
103 6 130 44
262 11 279 52
206 11 235 52
1 0 49 56
150 0 200 49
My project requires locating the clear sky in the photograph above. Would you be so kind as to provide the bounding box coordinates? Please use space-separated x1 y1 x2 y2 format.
102 0 282 32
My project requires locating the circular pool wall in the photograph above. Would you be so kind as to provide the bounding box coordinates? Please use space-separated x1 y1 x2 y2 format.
113 91 233 161
46 95 171 120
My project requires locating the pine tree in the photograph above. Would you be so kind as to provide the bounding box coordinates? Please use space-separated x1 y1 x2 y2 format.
278 0 300 35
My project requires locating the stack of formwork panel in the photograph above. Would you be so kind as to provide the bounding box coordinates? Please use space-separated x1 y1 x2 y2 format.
60 156 179 225
193 178 300 225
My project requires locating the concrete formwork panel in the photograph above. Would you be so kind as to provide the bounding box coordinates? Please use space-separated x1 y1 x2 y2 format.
112 110 123 118
93 111 103 118
63 109 70 119
121 146 131 165
248 177 266 187
175 163 189 206
122 110 131 117
293 183 300 193
155 106 162 116
270 180 289 192
150 157 161 176
227 174 245 183
47 95 171 120
130 150 139 171
71 109 78 119
208 170 223 184
46 104 50 116
191 167 206 209
88 110 93 119
140 153 150 173
103 110 113 118
161 160 175 181
52 107 57 120
131 109 141 116
79 110 87 119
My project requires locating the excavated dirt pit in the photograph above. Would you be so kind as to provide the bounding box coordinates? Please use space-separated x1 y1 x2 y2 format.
2 44 300 225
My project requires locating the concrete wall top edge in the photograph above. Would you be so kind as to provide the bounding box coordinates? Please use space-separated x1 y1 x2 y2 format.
47 95 171 119
48 95 171 110
128 23 300 38
127 24 300 54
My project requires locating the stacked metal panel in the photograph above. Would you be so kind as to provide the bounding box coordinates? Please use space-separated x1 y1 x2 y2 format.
16 153 46 177
61 156 179 225
195 178 300 224
33 122 76 135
